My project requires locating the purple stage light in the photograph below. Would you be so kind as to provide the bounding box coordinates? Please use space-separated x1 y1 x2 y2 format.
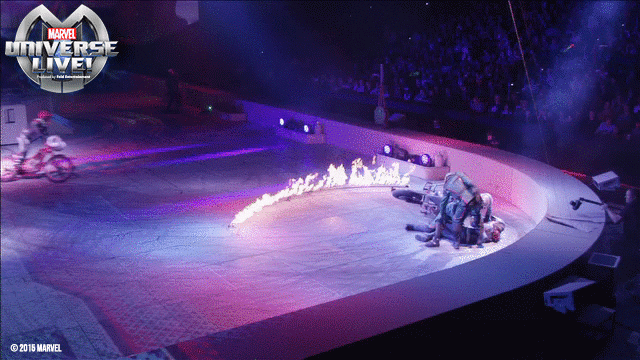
143 146 276 168
129 183 290 218
421 154 432 166
75 143 214 165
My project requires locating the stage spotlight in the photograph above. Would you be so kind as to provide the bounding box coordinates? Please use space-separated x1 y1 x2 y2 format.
303 124 310 133
420 154 432 166
409 154 431 166
279 118 285 126
207 105 213 112
383 144 393 156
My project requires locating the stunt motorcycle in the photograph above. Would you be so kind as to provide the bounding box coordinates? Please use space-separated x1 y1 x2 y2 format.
1 135 75 183
392 172 476 216
392 180 444 216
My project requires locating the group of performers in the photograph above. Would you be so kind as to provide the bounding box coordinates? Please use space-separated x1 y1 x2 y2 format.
400 172 506 250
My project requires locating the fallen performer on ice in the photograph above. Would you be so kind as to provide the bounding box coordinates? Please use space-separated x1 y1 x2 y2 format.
407 213 505 248
401 172 505 249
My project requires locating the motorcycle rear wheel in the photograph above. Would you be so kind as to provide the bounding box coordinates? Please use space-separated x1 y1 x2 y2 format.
1 167 17 182
45 155 74 183
391 189 425 204
1 159 18 182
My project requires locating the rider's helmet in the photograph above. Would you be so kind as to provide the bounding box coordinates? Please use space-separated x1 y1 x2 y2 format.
37 110 53 124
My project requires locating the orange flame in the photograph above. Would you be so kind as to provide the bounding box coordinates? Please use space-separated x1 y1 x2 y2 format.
230 157 413 225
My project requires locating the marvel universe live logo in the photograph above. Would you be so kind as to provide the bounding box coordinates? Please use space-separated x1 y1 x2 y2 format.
5 27 117 74
5 4 117 93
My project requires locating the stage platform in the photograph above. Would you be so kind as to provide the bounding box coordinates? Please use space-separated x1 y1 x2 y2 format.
1 114 606 359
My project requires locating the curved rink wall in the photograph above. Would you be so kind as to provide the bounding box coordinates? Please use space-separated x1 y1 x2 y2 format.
200 100 606 359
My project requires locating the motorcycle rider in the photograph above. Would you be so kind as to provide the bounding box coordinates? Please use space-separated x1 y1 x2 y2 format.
423 172 479 249
14 110 53 165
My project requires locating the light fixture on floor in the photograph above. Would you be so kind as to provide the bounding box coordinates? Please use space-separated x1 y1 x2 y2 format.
383 144 392 156
381 144 410 161
420 154 432 166
409 153 432 166
395 147 409 161
570 197 603 210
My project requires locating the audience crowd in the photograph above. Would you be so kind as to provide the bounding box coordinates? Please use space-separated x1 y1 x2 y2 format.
311 1 640 160
1 1 638 184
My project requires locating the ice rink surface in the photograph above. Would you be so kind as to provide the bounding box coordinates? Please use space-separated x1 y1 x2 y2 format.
1 124 535 358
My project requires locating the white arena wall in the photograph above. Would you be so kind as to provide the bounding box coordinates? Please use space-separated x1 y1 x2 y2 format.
239 100 584 225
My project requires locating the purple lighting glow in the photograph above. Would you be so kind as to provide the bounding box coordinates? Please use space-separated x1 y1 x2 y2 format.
74 143 214 165
128 183 290 218
142 147 277 168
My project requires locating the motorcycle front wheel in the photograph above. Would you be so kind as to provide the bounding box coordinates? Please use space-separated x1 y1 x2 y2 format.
45 155 74 183
391 189 425 204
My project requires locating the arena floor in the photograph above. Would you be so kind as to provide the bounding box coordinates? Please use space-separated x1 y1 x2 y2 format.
1 122 537 359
